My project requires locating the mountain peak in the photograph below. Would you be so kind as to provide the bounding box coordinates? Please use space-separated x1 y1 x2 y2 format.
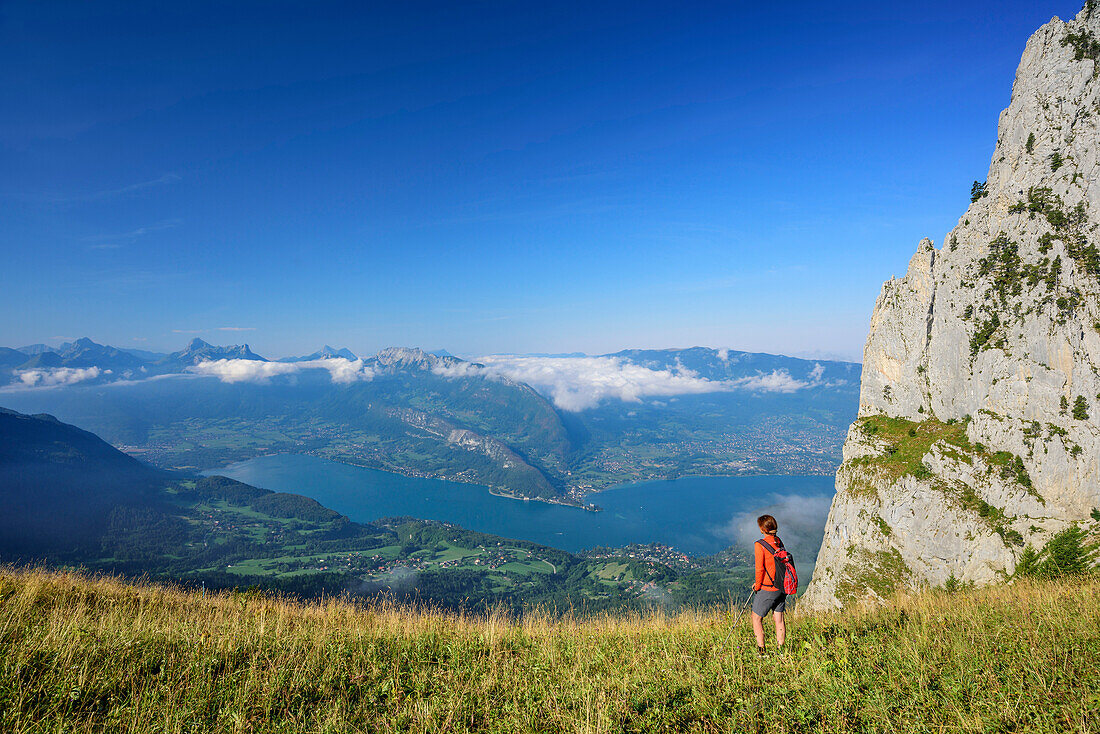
167 339 266 365
804 7 1100 611
374 346 458 371
277 345 357 363
16 344 57 356
377 346 430 363
314 345 356 360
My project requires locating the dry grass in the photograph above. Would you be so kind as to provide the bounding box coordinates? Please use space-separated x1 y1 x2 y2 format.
1 566 1099 733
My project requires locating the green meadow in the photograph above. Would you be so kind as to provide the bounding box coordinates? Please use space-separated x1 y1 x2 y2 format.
2 567 1097 733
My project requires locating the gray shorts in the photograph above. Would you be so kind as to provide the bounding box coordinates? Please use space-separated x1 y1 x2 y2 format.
752 590 787 616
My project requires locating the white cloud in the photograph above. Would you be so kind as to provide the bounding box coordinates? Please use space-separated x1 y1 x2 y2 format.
711 492 834 576
300 358 376 385
188 358 374 385
85 219 183 248
467 355 814 411
16 367 108 387
728 370 809 393
100 373 203 388
716 493 833 545
34 173 181 204
188 360 297 383
100 173 180 198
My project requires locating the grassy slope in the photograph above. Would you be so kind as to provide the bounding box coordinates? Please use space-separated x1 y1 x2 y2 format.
2 569 1098 733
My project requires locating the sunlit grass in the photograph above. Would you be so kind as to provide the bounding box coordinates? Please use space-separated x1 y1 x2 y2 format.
1 566 1098 732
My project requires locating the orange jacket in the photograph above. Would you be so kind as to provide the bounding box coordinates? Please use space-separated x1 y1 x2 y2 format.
753 535 782 592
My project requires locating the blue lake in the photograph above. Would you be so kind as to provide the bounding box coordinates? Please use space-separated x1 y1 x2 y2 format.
206 454 835 556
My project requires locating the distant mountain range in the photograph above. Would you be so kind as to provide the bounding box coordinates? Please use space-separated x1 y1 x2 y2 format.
165 337 266 366
606 347 839 382
1 337 269 377
12 341 169 363
17 343 64 355
279 345 358 362
1 337 859 503
2 337 372 376
13 337 148 373
1 337 856 386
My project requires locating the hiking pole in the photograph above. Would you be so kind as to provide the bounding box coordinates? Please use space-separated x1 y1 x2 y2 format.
721 590 756 646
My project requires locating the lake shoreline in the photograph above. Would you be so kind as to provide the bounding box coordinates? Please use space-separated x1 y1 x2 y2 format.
595 471 838 494
318 452 603 512
203 451 834 515
204 453 835 557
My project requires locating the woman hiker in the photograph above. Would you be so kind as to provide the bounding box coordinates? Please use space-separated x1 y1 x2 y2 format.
751 514 788 656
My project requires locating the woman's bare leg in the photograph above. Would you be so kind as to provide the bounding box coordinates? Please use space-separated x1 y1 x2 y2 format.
751 612 765 650
774 611 786 648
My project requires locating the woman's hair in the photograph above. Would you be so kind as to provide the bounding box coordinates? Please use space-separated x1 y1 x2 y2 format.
757 514 778 534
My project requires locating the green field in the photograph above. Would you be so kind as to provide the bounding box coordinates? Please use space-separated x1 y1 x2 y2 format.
2 567 1097 733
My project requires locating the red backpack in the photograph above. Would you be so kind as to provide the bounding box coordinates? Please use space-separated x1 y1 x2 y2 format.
757 538 798 595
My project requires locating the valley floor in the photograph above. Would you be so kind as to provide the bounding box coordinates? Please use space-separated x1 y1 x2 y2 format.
1 568 1097 733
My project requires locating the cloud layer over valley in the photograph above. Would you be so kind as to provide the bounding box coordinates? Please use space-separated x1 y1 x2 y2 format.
5 353 833 414
188 358 375 384
715 492 835 575
15 367 108 388
2 342 849 420
468 355 827 411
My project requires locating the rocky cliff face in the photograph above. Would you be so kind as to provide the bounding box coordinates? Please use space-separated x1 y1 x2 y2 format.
804 5 1100 610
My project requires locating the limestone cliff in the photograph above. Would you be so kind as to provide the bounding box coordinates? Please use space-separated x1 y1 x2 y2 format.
803 4 1100 610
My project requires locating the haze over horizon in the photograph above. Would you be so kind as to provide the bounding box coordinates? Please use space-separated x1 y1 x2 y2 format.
1 0 1081 361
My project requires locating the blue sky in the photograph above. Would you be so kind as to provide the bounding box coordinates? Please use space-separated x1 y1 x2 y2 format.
0 0 1083 360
